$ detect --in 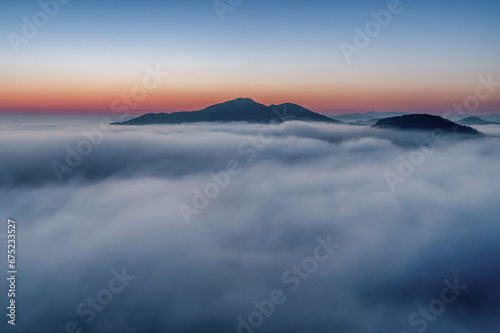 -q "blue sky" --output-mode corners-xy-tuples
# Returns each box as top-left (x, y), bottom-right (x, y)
(0, 0), (499, 113)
